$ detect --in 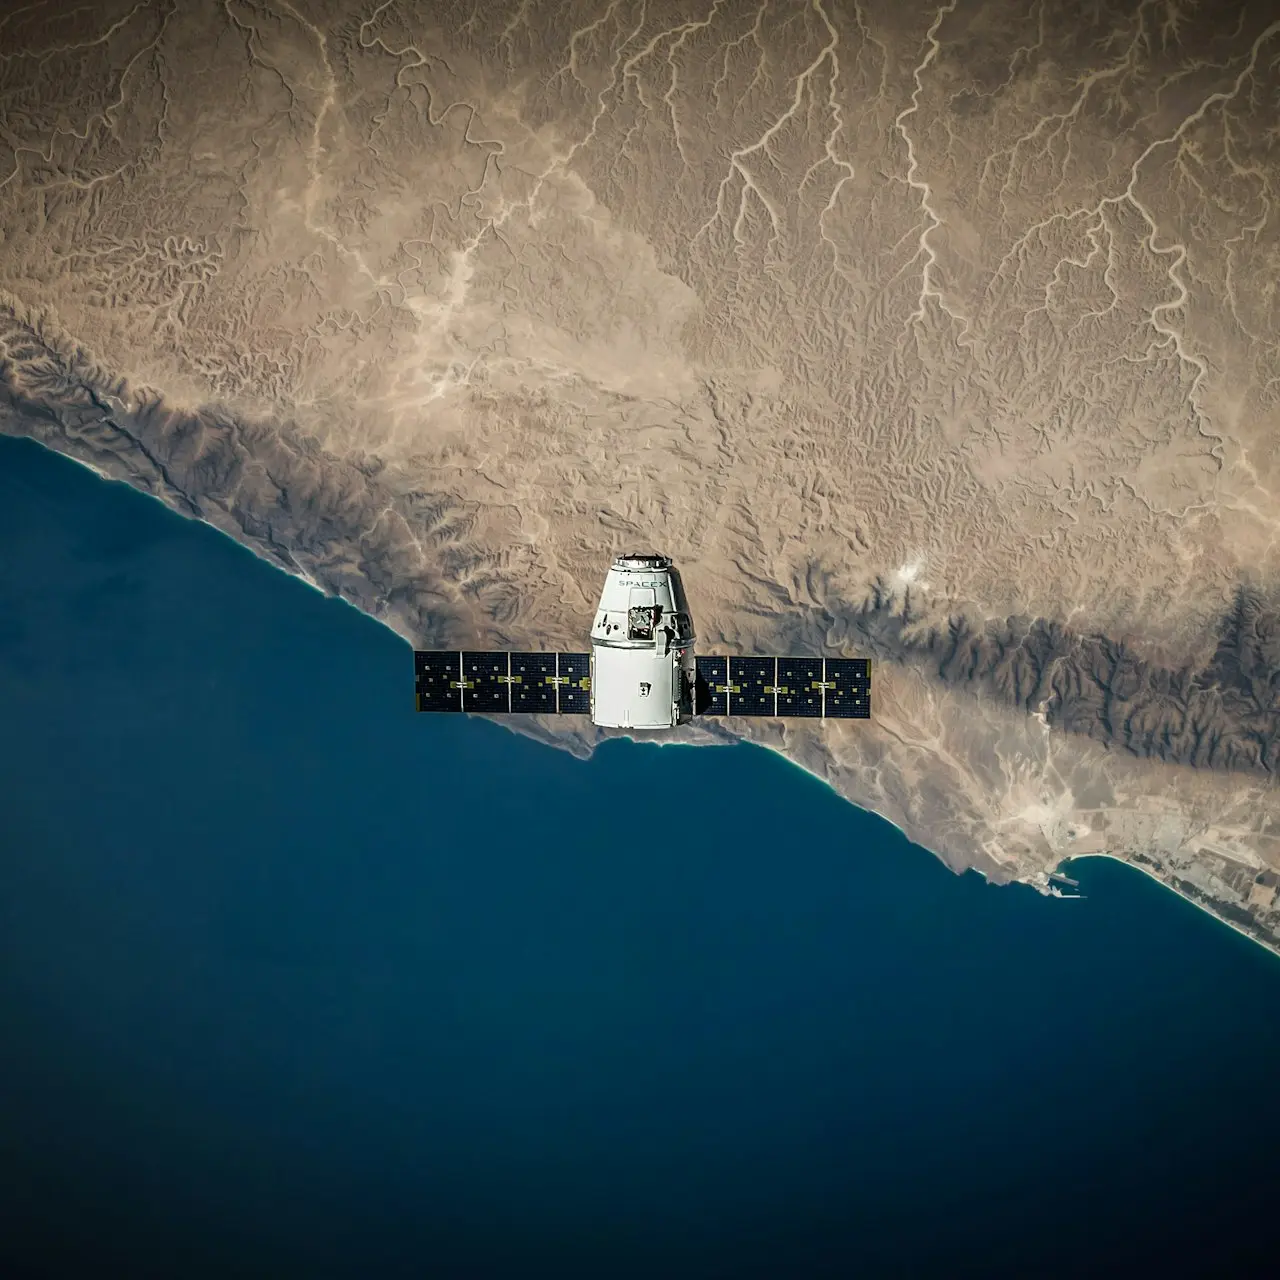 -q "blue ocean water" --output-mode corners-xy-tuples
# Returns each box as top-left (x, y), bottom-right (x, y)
(2, 432), (1279, 1279)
